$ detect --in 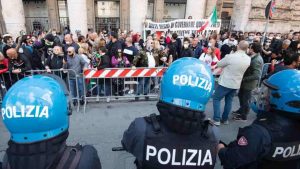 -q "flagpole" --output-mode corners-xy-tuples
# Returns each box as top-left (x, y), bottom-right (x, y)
(261, 0), (273, 46)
